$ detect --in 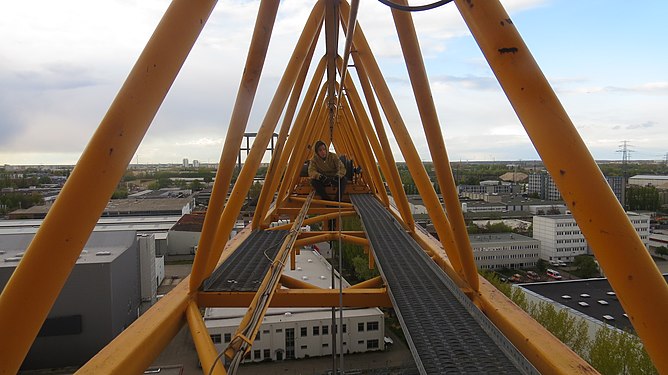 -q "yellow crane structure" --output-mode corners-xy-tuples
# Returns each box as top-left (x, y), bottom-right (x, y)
(1, 0), (667, 374)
